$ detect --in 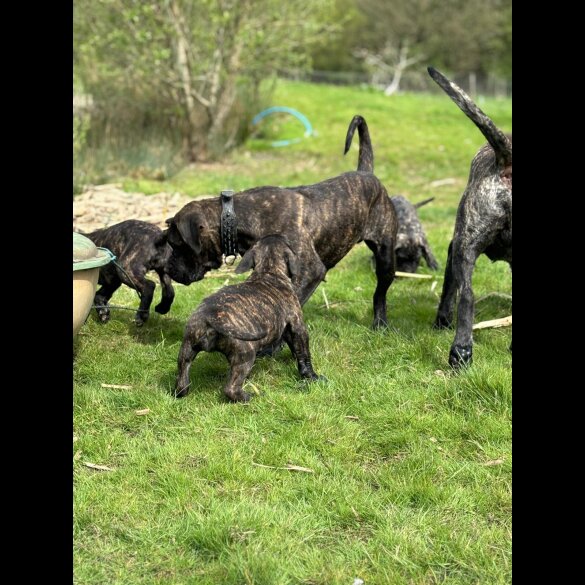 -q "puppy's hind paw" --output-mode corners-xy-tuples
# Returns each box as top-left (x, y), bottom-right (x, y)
(449, 345), (473, 369)
(224, 389), (251, 403)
